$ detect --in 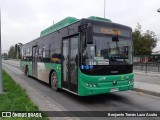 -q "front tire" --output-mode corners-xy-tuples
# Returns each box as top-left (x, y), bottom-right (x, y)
(50, 71), (59, 91)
